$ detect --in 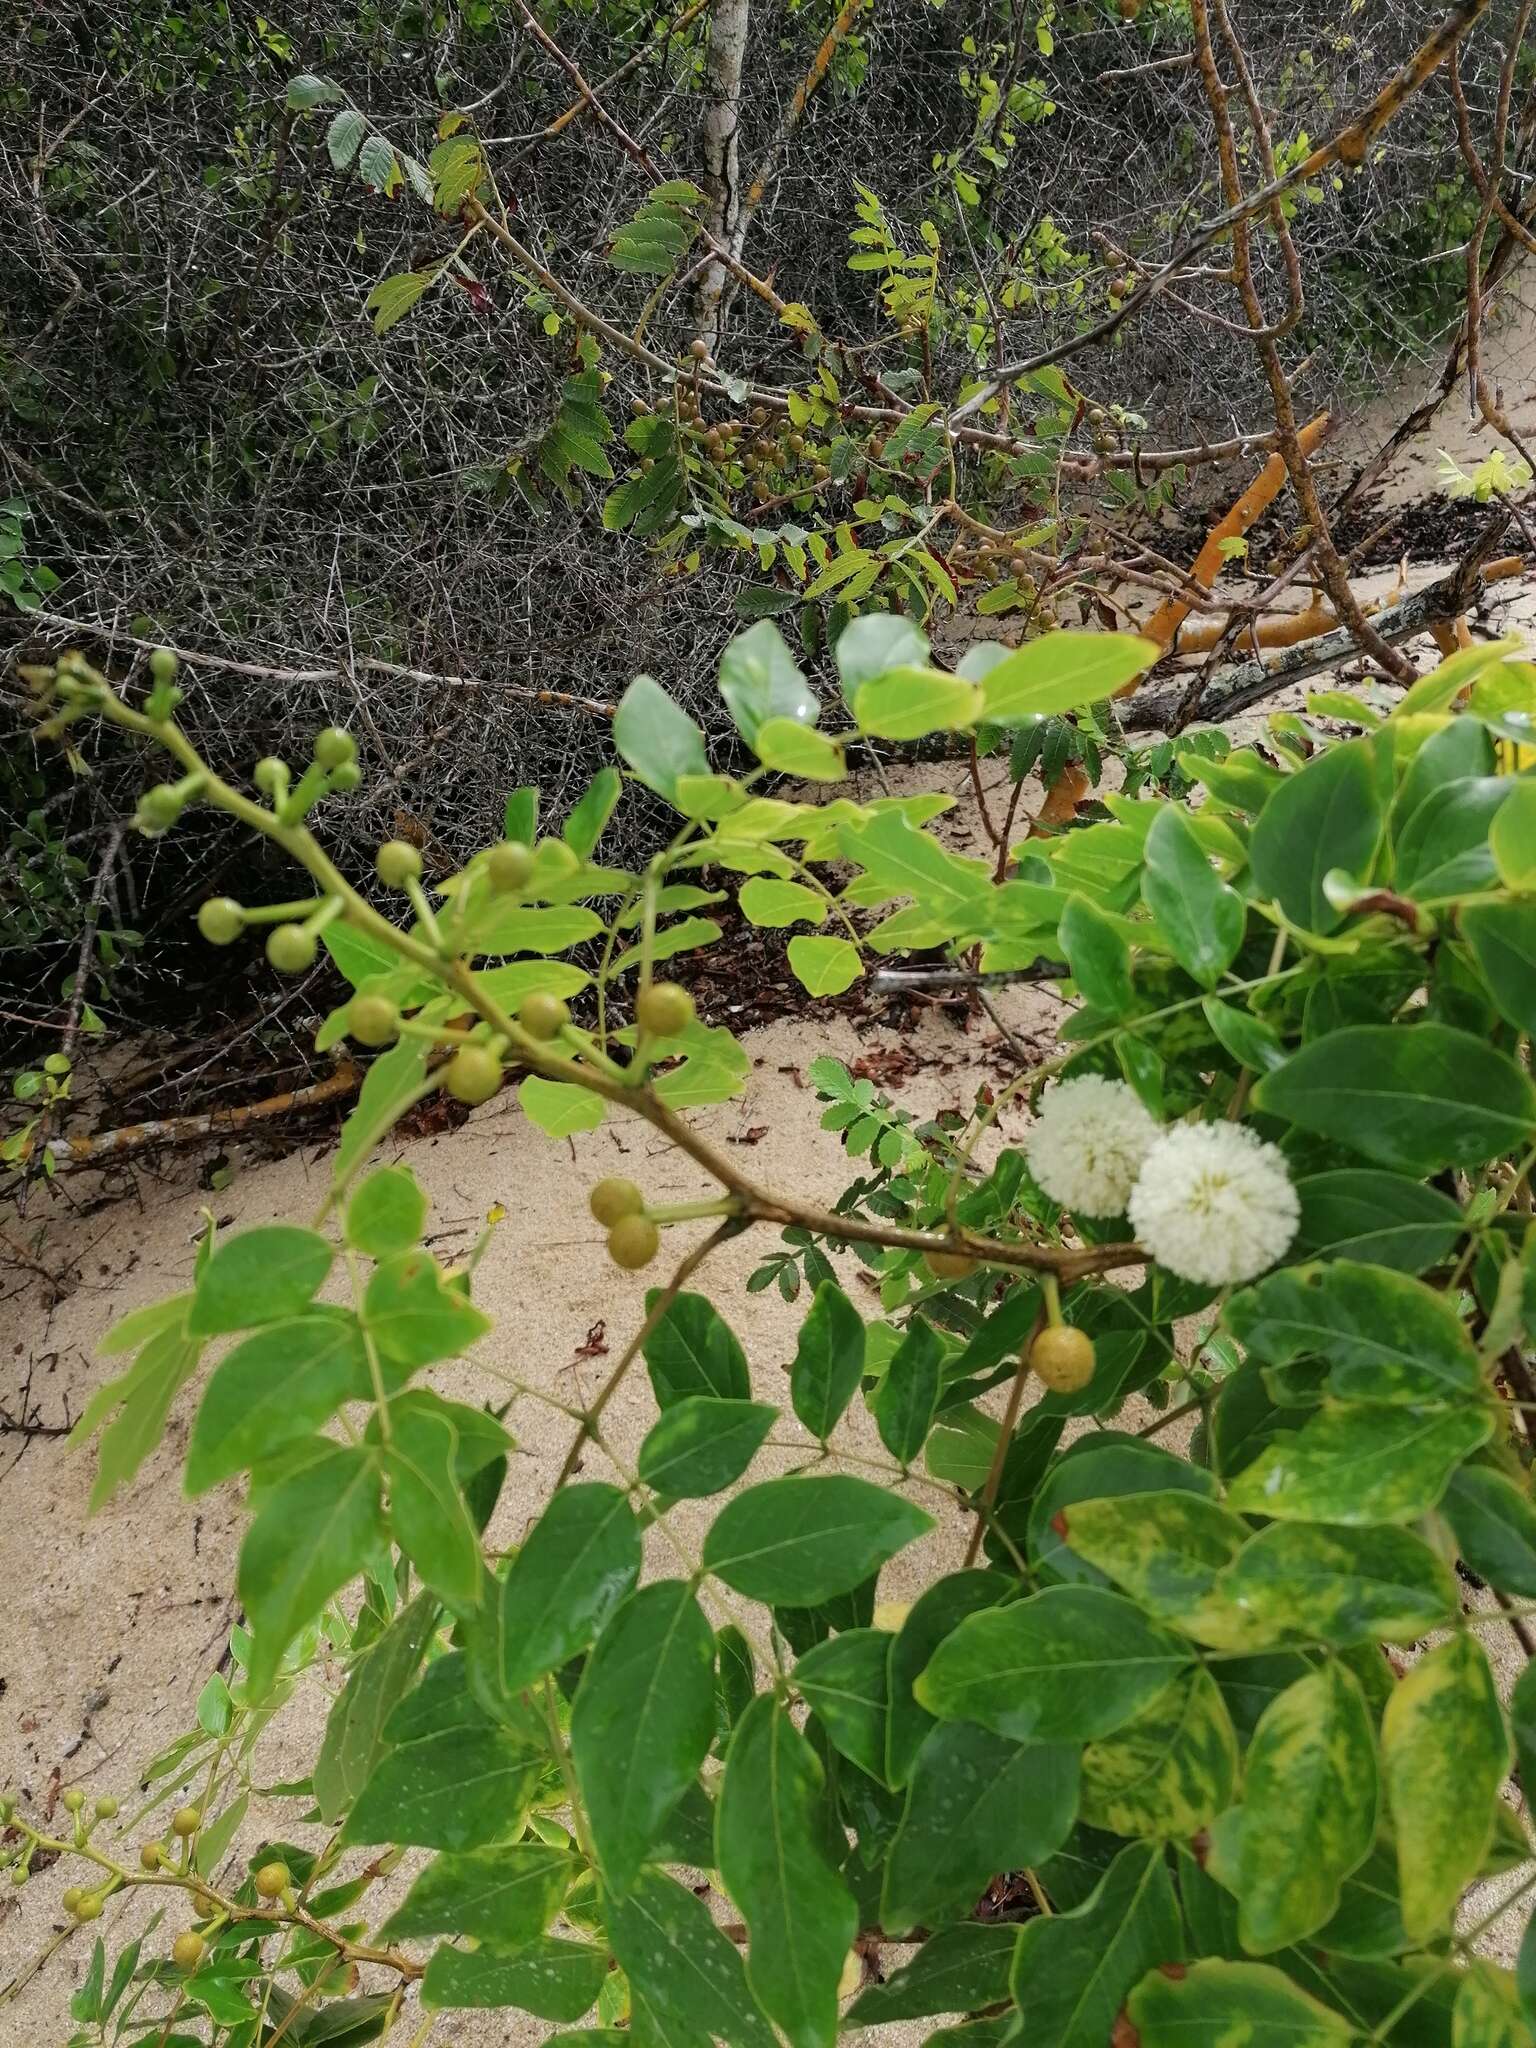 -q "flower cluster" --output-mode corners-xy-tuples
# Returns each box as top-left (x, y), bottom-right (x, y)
(1024, 1077), (1298, 1287)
